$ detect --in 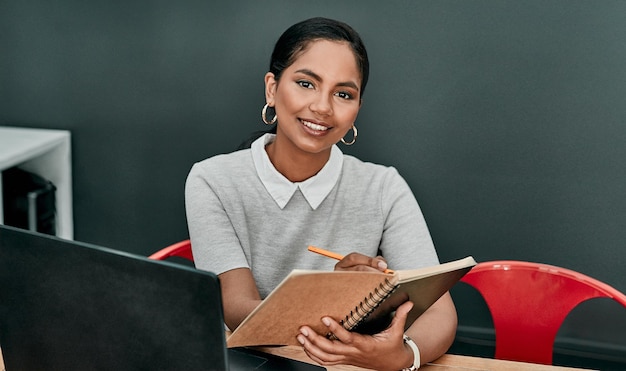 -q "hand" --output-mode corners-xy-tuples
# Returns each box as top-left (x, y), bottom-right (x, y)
(334, 252), (389, 273)
(296, 301), (415, 371)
